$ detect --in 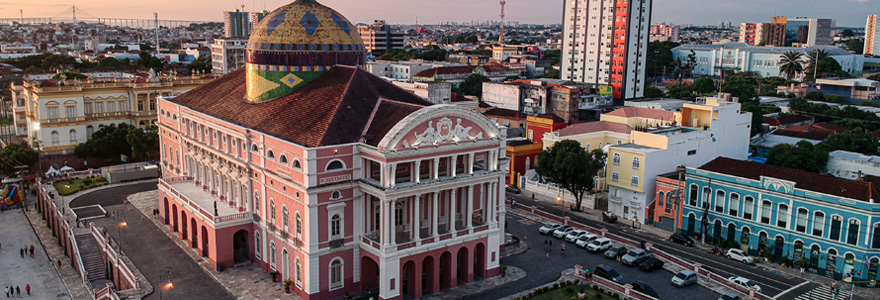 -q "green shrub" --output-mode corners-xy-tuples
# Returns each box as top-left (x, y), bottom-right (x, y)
(565, 287), (574, 294)
(553, 283), (559, 289)
(594, 293), (602, 299)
